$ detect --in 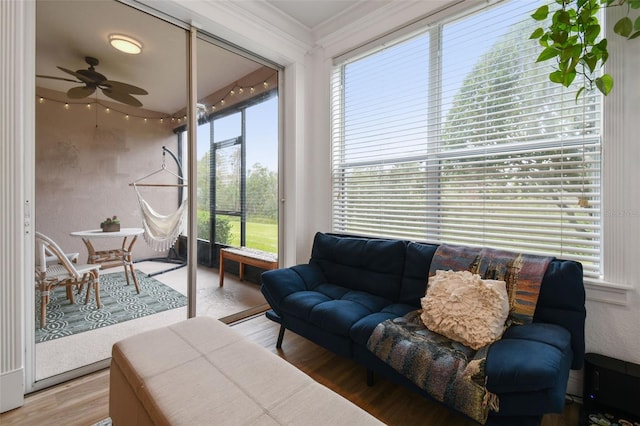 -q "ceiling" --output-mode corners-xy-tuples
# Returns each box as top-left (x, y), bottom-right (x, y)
(35, 0), (266, 114)
(266, 0), (362, 28)
(35, 0), (384, 114)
